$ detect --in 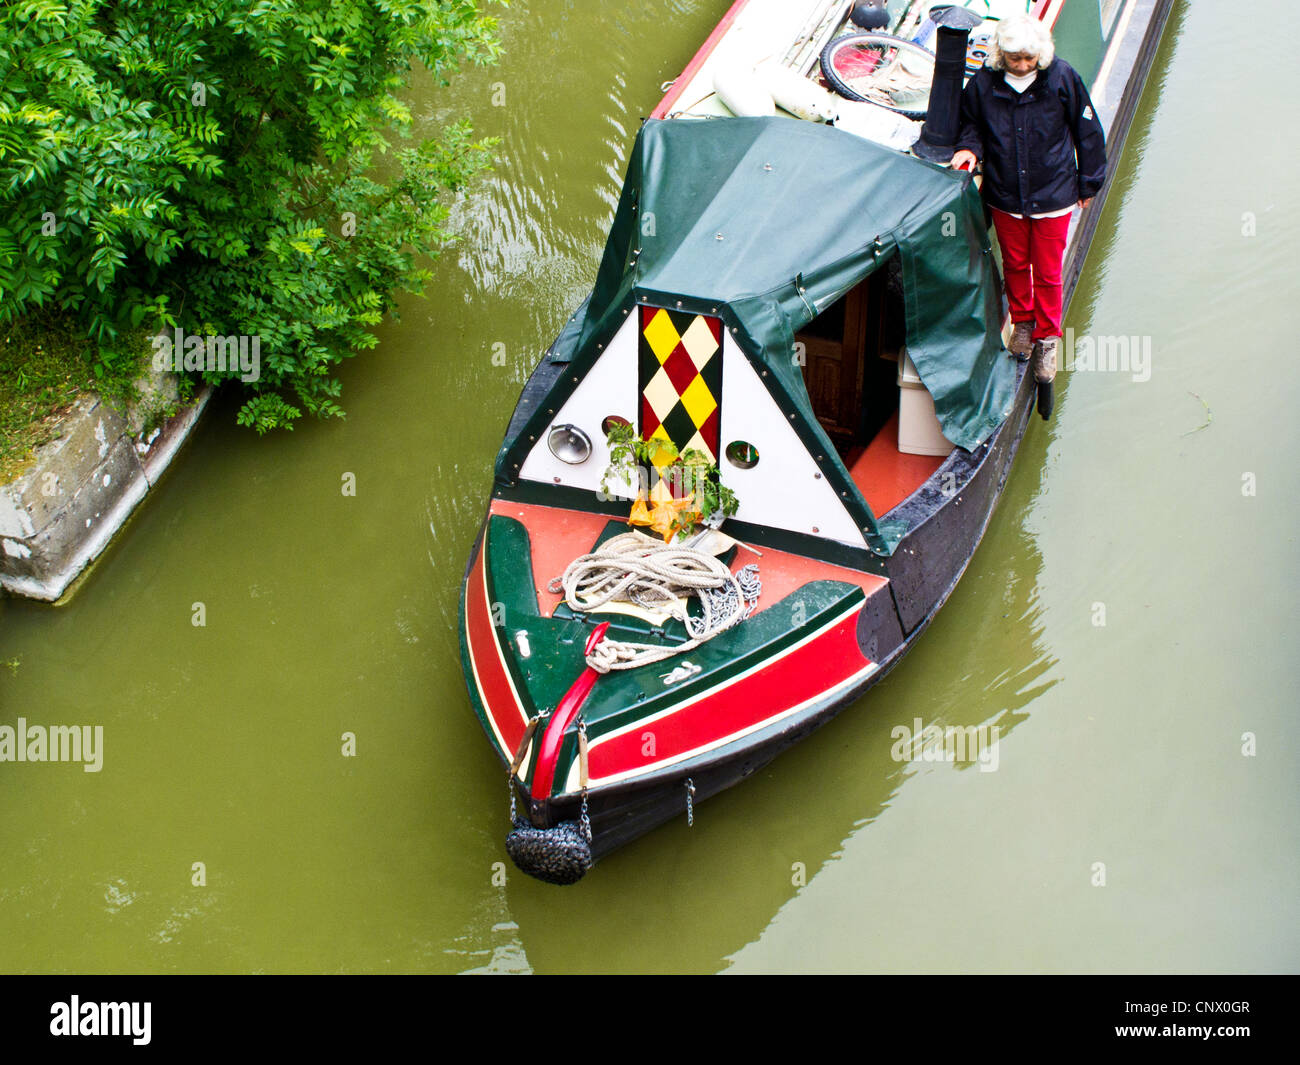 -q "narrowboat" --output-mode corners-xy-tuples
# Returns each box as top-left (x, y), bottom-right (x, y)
(458, 0), (1173, 883)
